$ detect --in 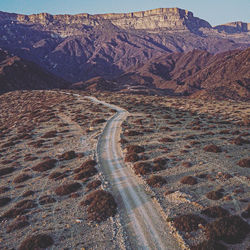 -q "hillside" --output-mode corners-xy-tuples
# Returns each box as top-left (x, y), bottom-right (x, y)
(0, 8), (249, 83)
(0, 49), (68, 94)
